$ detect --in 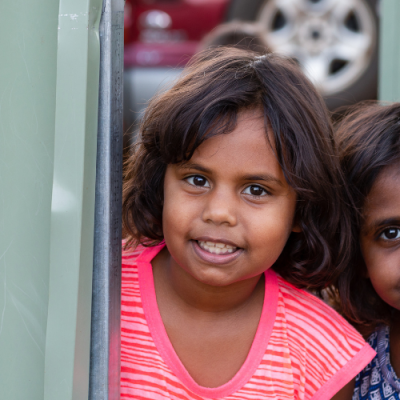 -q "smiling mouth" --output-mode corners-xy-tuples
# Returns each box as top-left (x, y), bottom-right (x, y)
(197, 240), (238, 255)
